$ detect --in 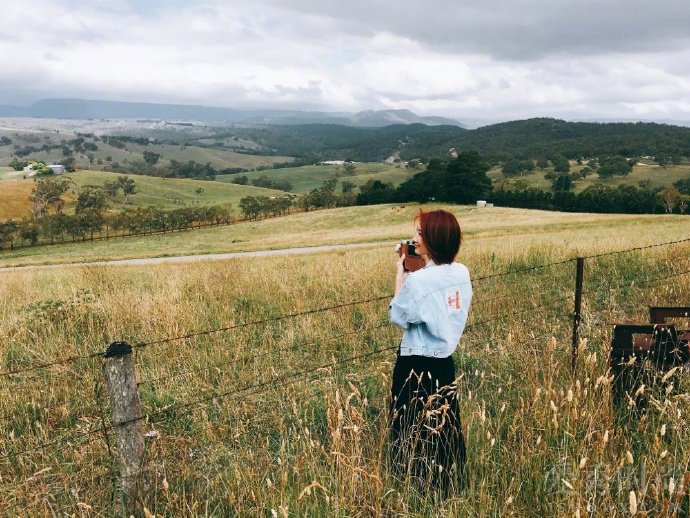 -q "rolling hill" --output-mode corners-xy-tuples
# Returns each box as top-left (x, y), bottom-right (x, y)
(0, 170), (286, 221)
